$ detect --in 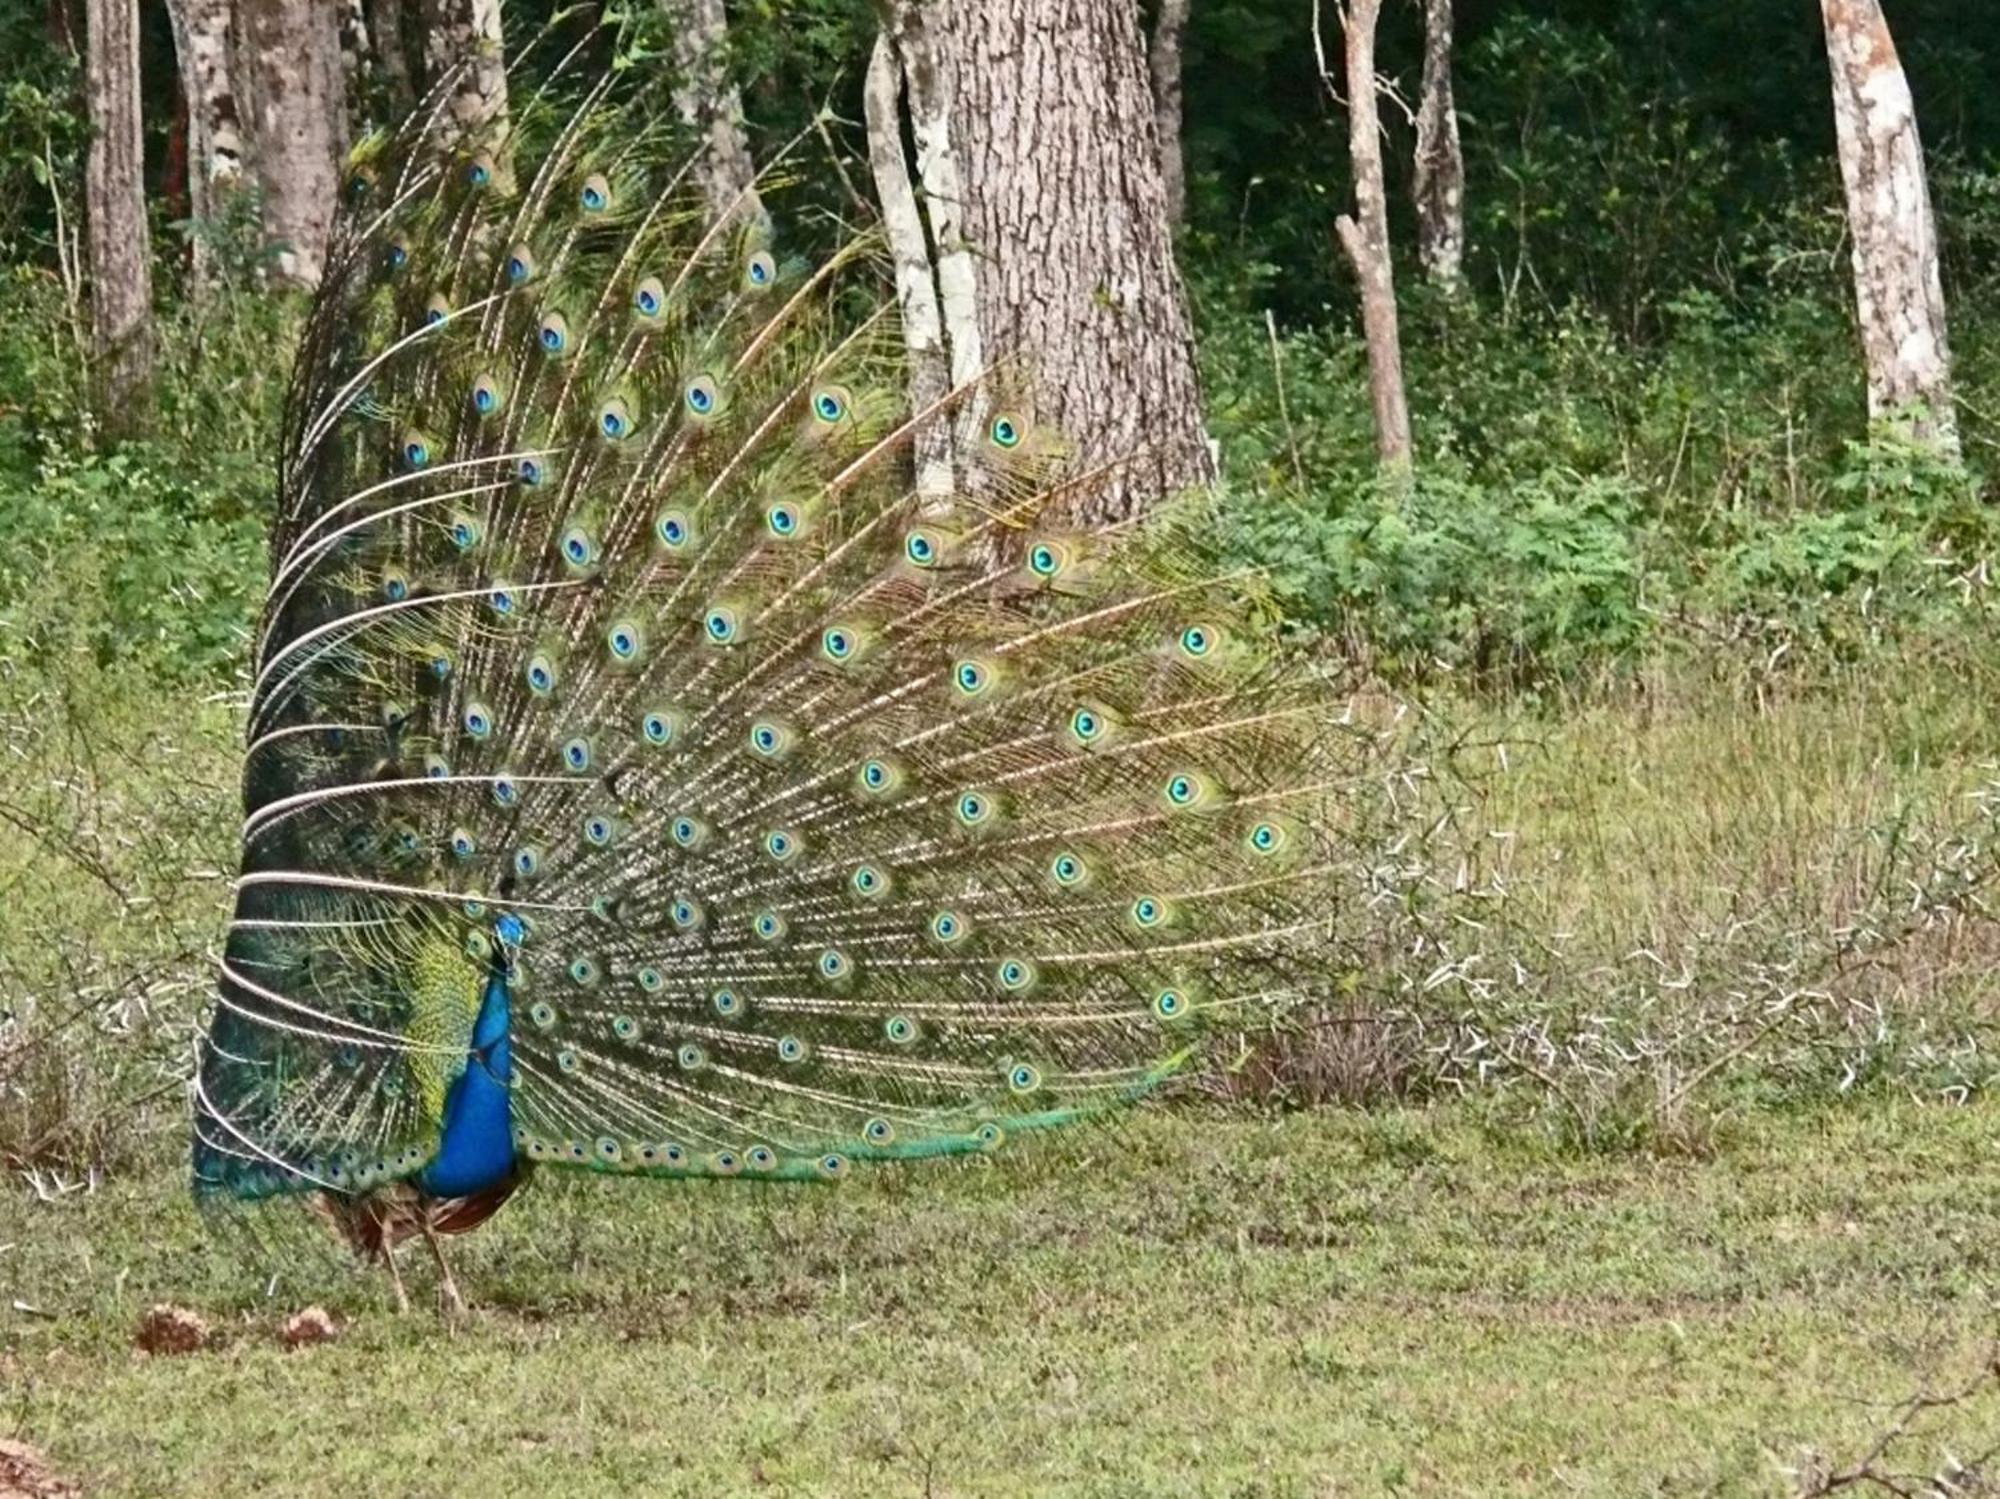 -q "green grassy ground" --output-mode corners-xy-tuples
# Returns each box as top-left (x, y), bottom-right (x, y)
(4, 1100), (1997, 1497)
